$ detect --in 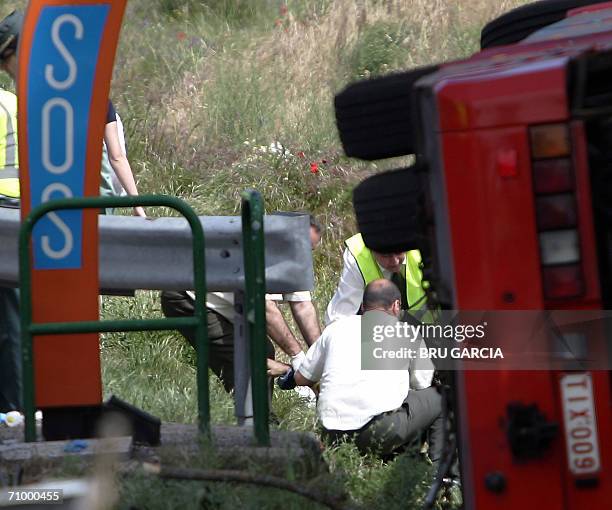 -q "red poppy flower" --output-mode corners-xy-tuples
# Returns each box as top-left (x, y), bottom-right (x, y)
(177, 32), (187, 41)
(296, 151), (305, 159)
(310, 162), (319, 174)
